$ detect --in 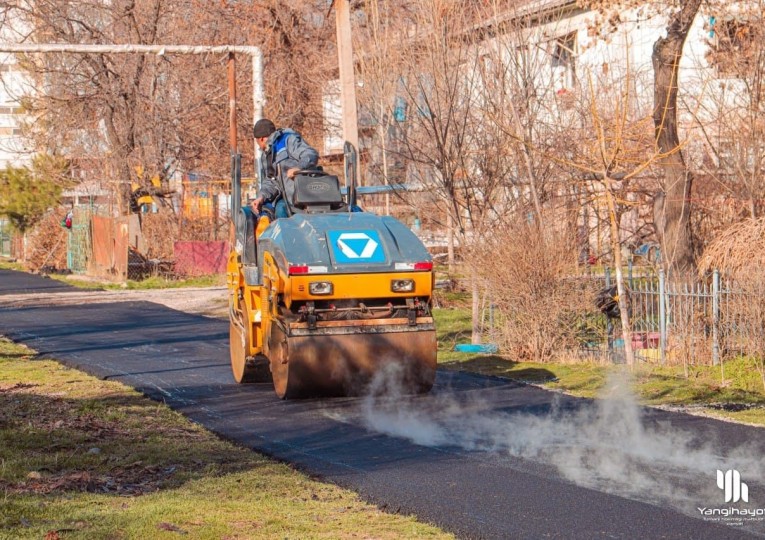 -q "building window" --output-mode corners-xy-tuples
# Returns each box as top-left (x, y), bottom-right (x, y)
(552, 32), (577, 90)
